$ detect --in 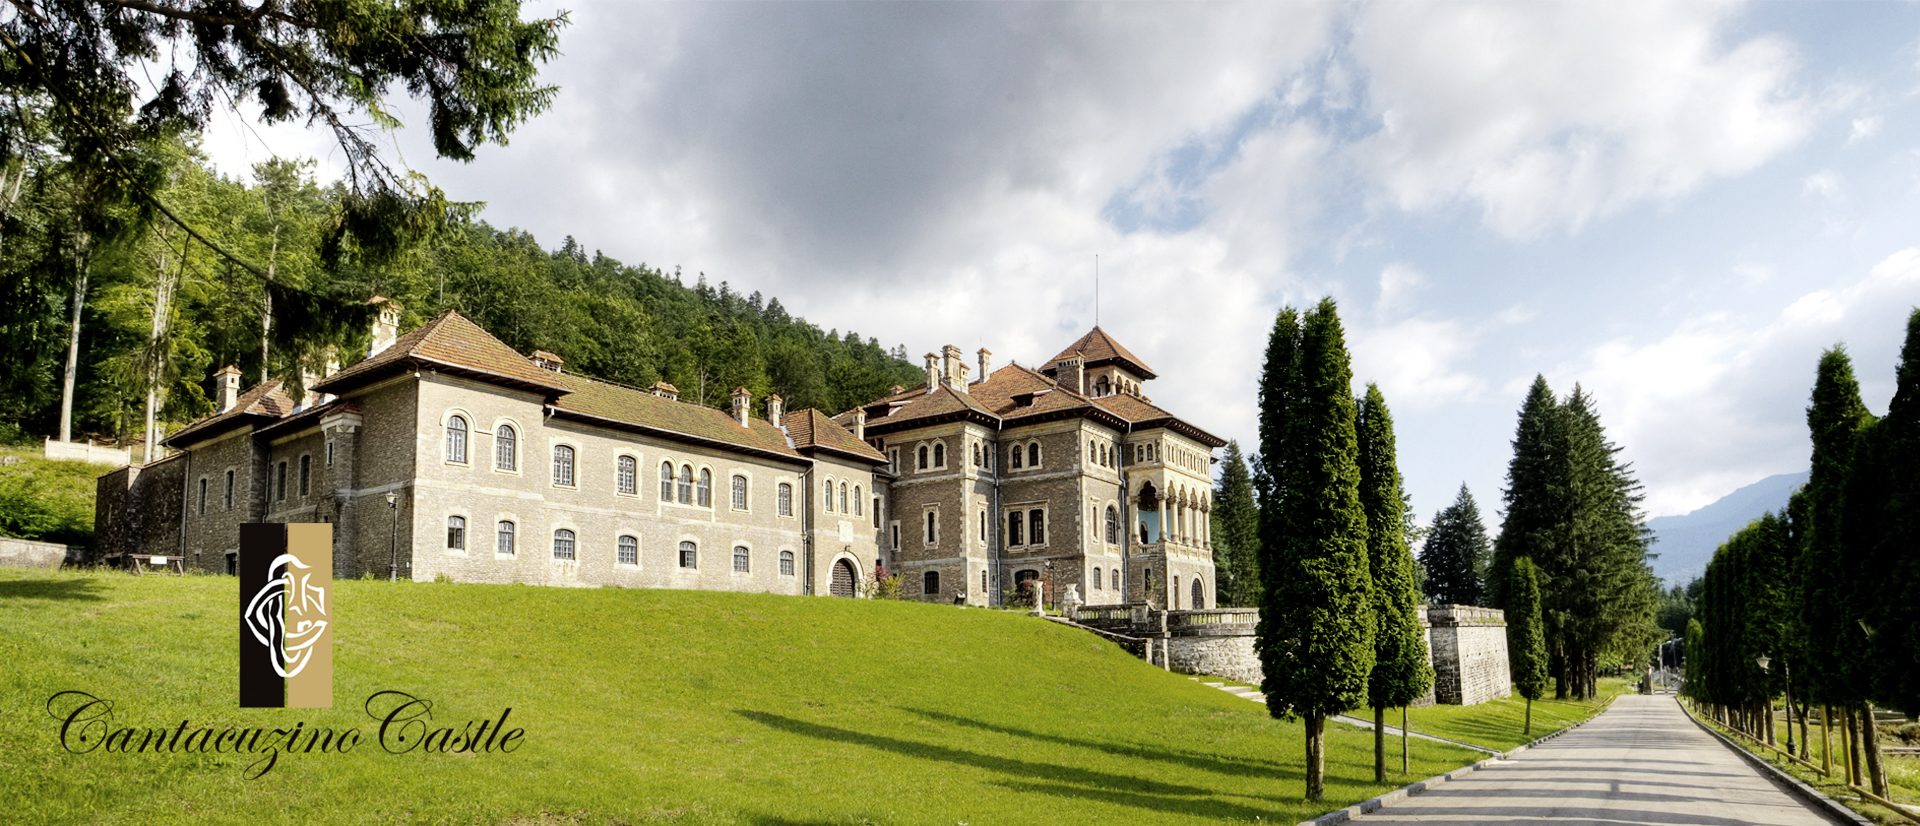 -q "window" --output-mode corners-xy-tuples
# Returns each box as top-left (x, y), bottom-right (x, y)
(276, 461), (287, 501)
(889, 448), (899, 470)
(978, 510), (986, 542)
(933, 442), (945, 467)
(733, 545), (750, 573)
(1135, 444), (1144, 463)
(1087, 439), (1094, 464)
(1105, 506), (1120, 544)
(873, 496), (881, 528)
(495, 425), (517, 470)
(553, 529), (576, 560)
(697, 469), (712, 507)
(981, 570), (987, 593)
(679, 541), (697, 569)
(778, 483), (793, 516)
(660, 462), (675, 501)
(779, 550), (795, 576)
(326, 441), (334, 467)
(924, 571), (940, 596)
(917, 445), (929, 470)
(889, 521), (900, 549)
(1010, 446), (1023, 469)
(678, 465), (693, 503)
(198, 478), (207, 515)
(223, 470), (234, 510)
(497, 521), (516, 554)
(298, 455), (311, 497)
(925, 509), (938, 545)
(617, 456), (637, 495)
(1100, 443), (1109, 467)
(445, 415), (468, 463)
(553, 445), (575, 487)
(1112, 568), (1120, 591)
(973, 443), (982, 466)
(447, 516), (466, 550)
(1008, 511), (1024, 546)
(618, 535), (638, 566)
(1028, 509), (1046, 545)
(824, 478), (835, 513)
(1027, 443), (1040, 467)
(853, 485), (862, 516)
(732, 475), (748, 510)
(1093, 567), (1103, 590)
(839, 482), (848, 514)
